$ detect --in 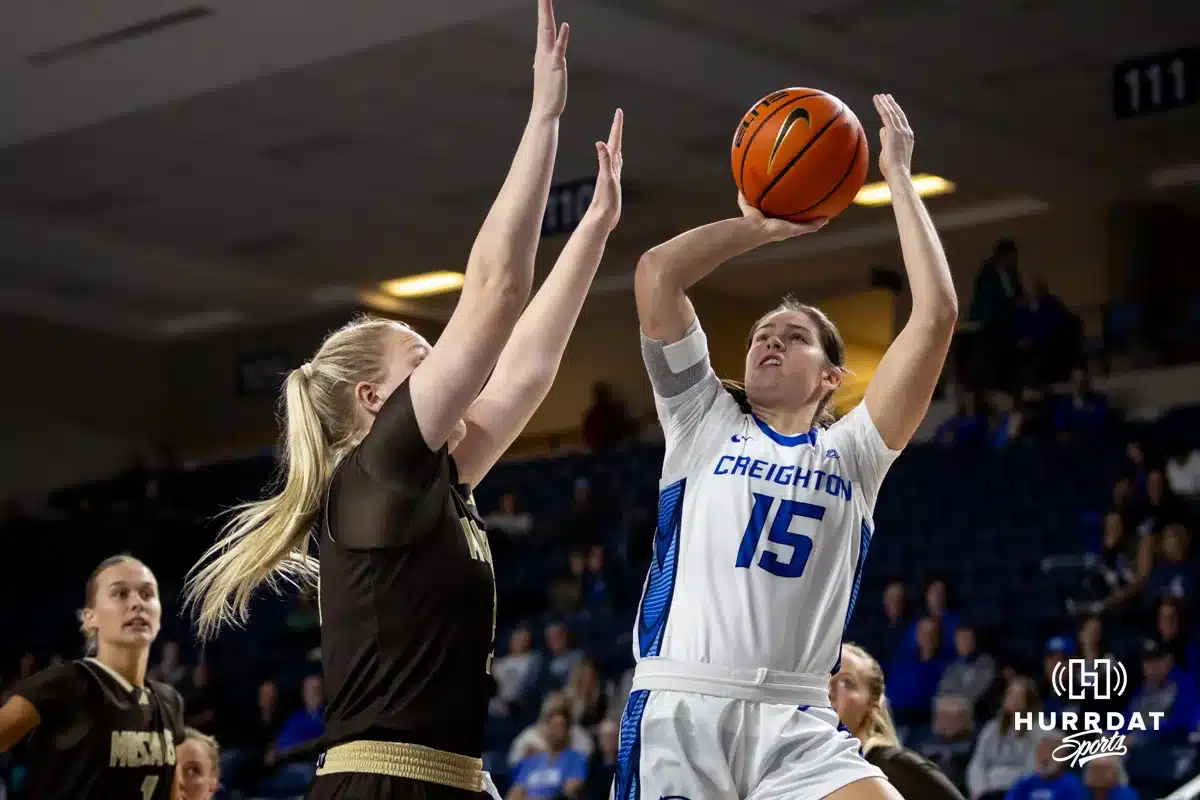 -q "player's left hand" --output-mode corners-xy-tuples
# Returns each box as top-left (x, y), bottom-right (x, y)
(873, 93), (913, 181)
(588, 108), (623, 230)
